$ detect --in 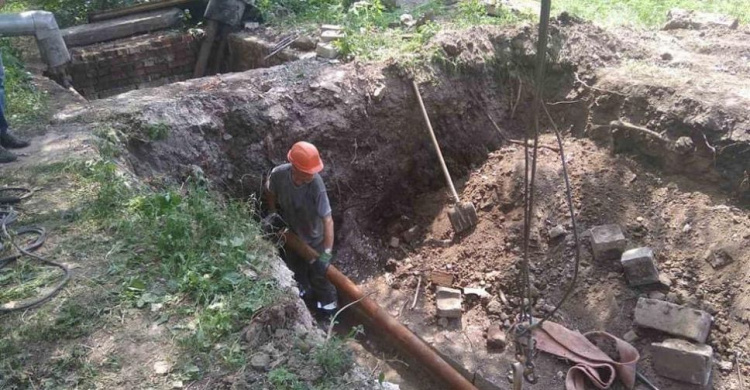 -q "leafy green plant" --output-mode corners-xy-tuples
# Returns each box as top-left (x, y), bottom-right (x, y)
(314, 326), (362, 378)
(268, 367), (305, 390)
(145, 122), (170, 141)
